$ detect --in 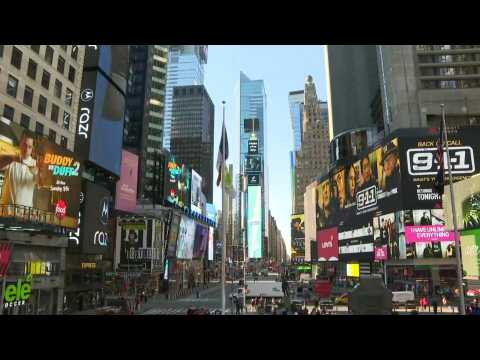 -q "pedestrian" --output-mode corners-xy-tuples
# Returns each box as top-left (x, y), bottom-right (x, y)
(144, 292), (148, 304)
(234, 296), (240, 315)
(135, 296), (140, 312)
(238, 295), (244, 314)
(431, 296), (438, 314)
